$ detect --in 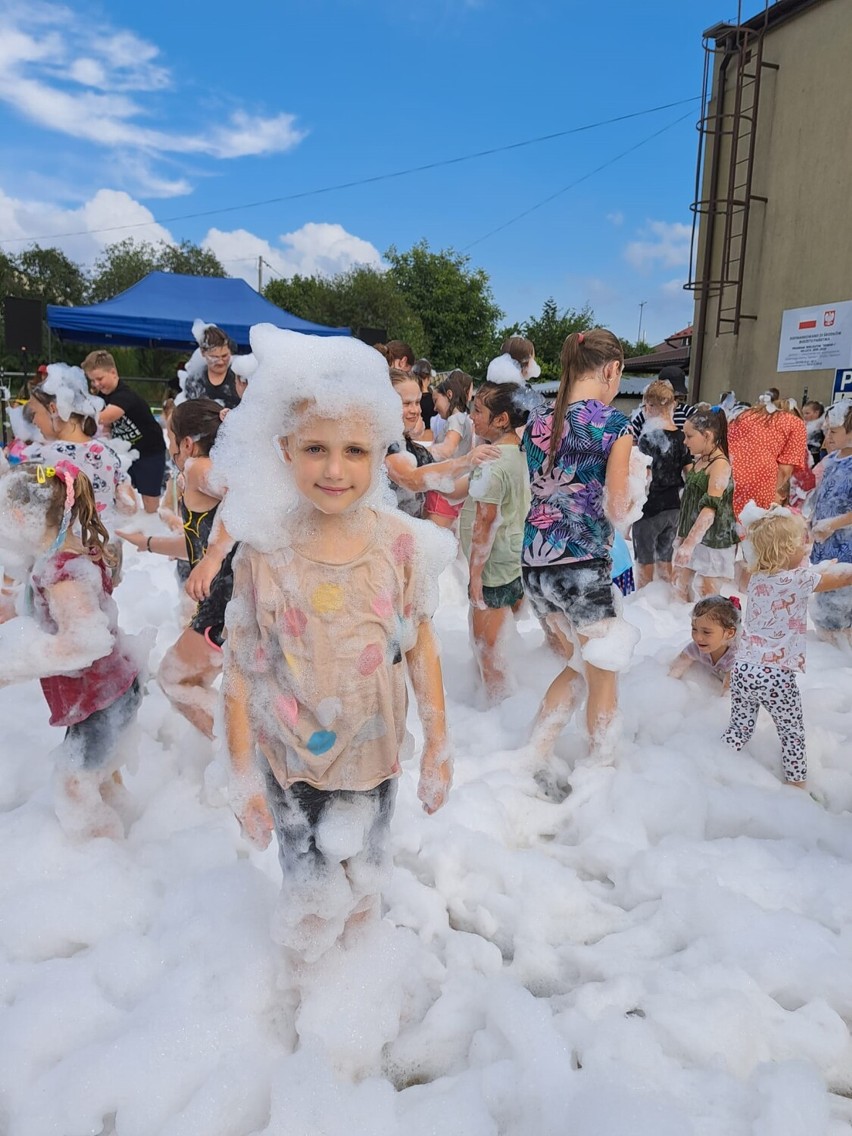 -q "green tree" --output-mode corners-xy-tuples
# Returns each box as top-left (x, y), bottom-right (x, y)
(520, 298), (596, 381)
(13, 245), (89, 306)
(385, 241), (503, 373)
(265, 266), (424, 348)
(159, 240), (225, 278)
(88, 238), (160, 302)
(89, 238), (225, 302)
